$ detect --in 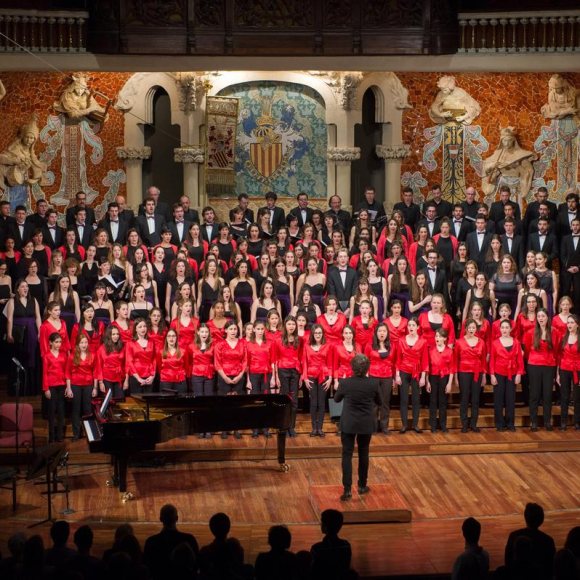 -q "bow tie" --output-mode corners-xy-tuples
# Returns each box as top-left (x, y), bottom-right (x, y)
(110, 220), (119, 224)
(176, 220), (184, 224)
(48, 226), (56, 230)
(454, 220), (462, 223)
(77, 223), (85, 227)
(572, 234), (580, 238)
(477, 231), (484, 235)
(506, 236), (513, 240)
(428, 267), (436, 272)
(569, 211), (577, 215)
(339, 268), (347, 272)
(146, 215), (155, 219)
